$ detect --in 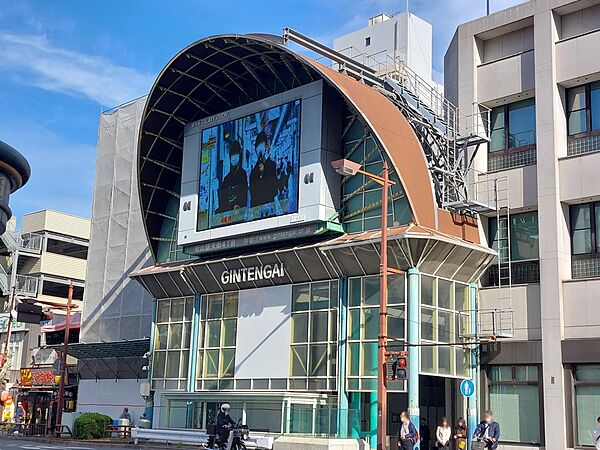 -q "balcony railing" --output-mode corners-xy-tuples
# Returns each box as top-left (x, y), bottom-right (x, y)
(572, 257), (600, 279)
(482, 260), (540, 287)
(488, 145), (537, 172)
(567, 133), (600, 156)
